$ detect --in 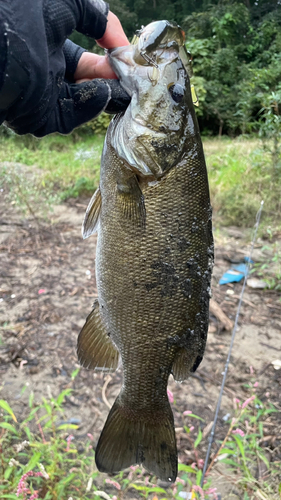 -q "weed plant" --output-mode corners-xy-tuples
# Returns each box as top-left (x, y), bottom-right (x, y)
(0, 133), (103, 201)
(204, 137), (281, 230)
(0, 372), (280, 500)
(0, 130), (280, 232)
